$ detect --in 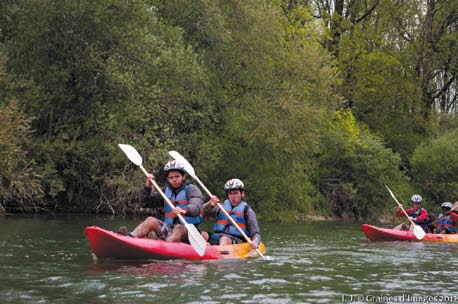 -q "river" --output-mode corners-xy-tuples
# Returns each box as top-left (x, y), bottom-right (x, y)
(0, 215), (457, 303)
